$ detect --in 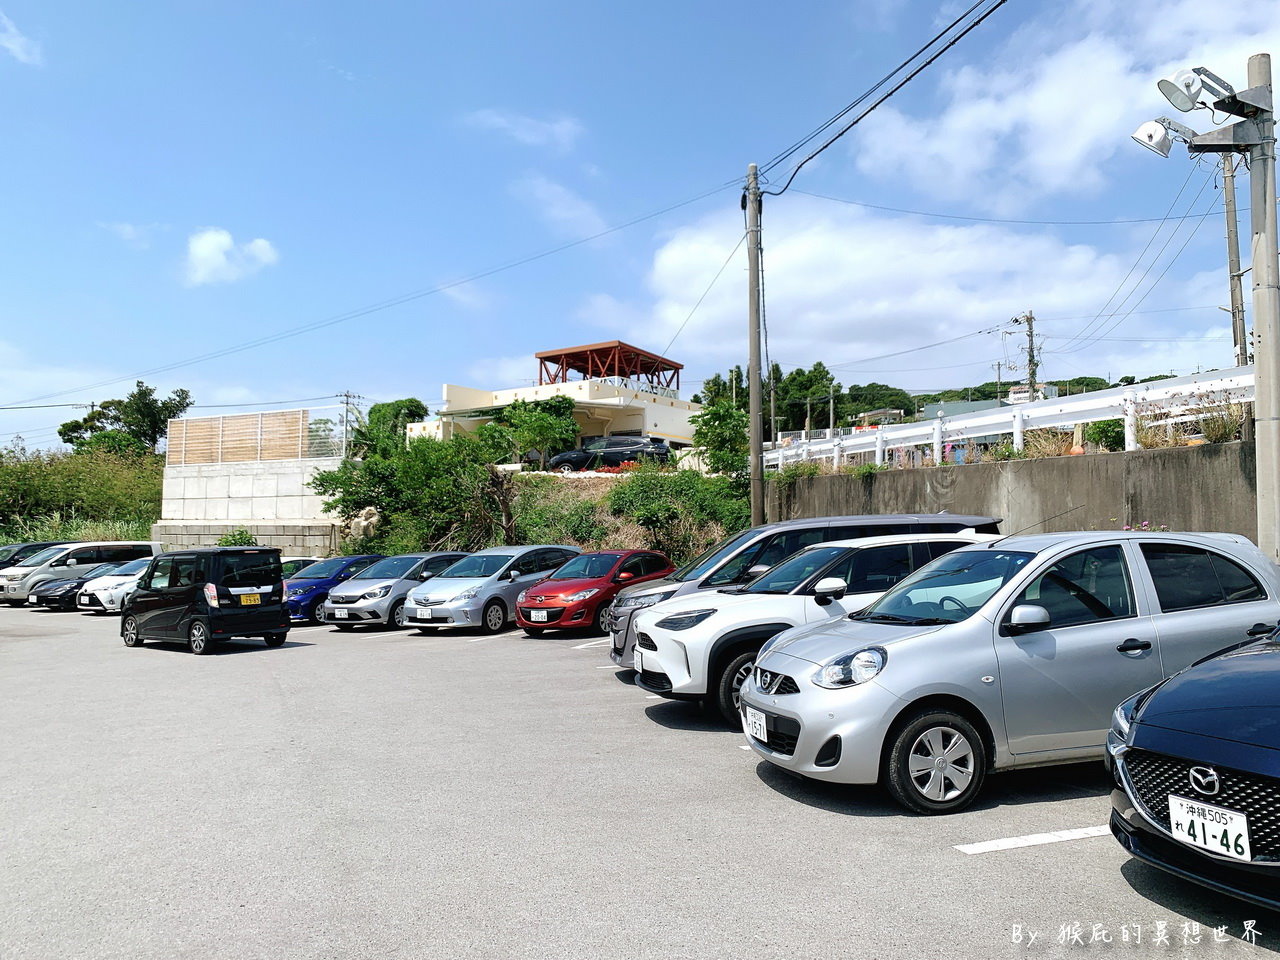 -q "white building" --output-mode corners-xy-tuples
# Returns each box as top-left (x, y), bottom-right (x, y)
(1006, 383), (1060, 404)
